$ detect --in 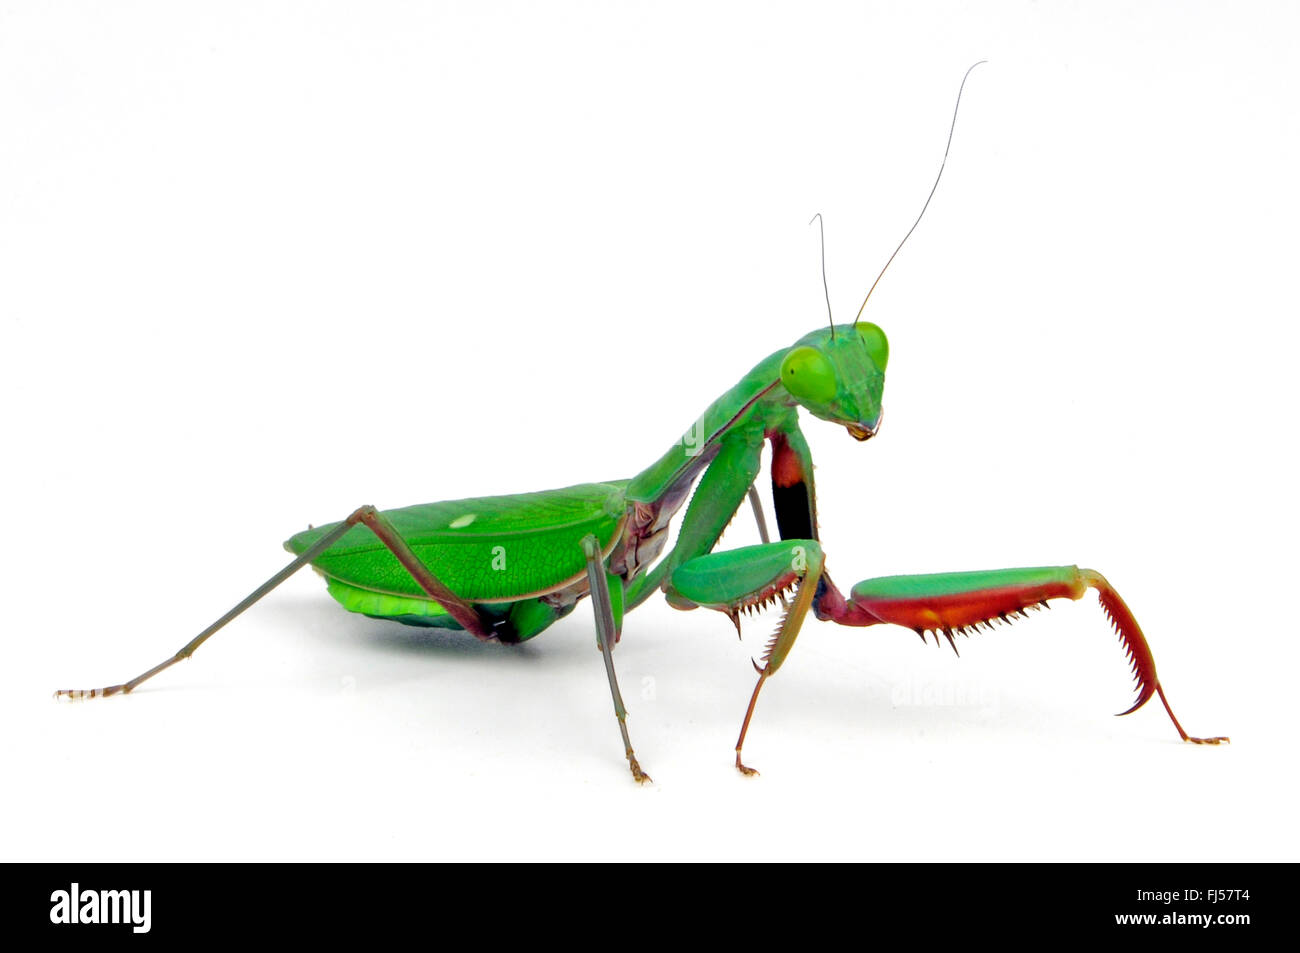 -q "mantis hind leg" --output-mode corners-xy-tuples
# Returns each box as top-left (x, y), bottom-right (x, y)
(55, 505), (494, 700)
(819, 565), (1229, 745)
